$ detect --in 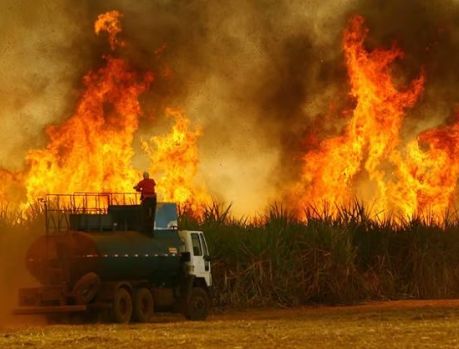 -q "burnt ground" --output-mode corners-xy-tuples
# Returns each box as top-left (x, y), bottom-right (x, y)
(1, 300), (459, 348)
